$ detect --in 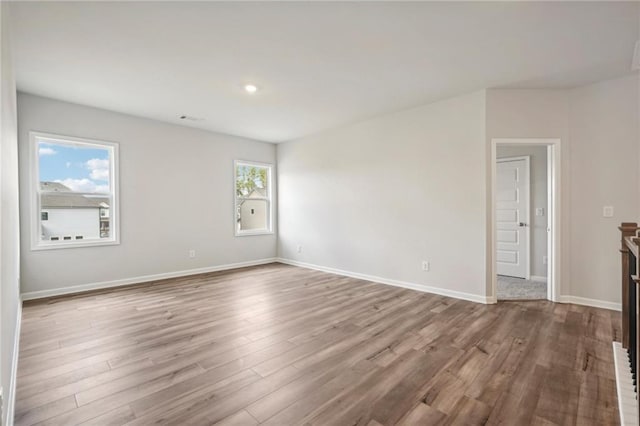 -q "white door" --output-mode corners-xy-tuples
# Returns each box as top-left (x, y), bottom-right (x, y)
(496, 157), (530, 278)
